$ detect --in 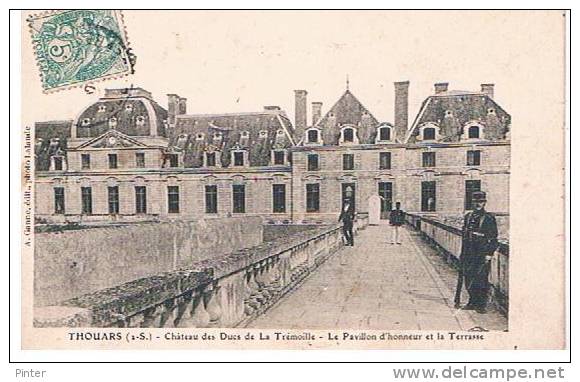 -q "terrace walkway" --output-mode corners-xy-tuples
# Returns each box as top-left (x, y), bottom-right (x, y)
(249, 224), (507, 331)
